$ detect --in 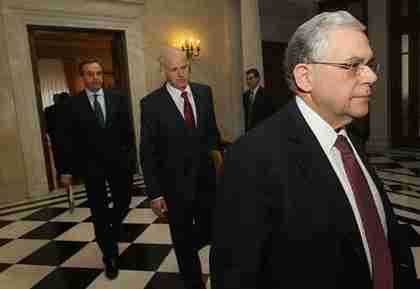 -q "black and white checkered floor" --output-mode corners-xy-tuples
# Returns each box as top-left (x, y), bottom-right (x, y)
(0, 149), (419, 289)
